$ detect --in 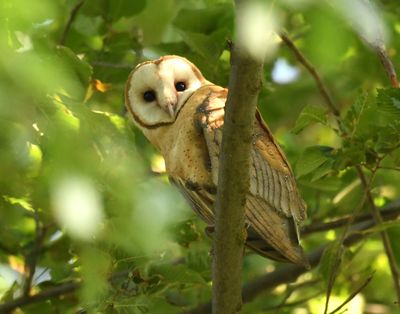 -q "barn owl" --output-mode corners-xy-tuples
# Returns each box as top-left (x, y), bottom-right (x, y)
(125, 55), (308, 267)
